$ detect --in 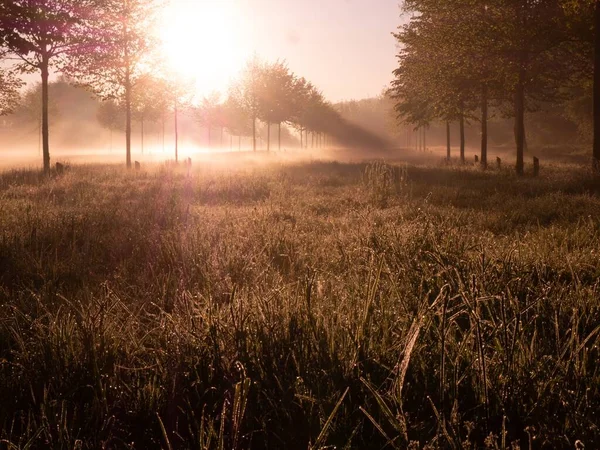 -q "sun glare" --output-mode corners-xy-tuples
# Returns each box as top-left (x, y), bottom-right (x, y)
(158, 0), (246, 98)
